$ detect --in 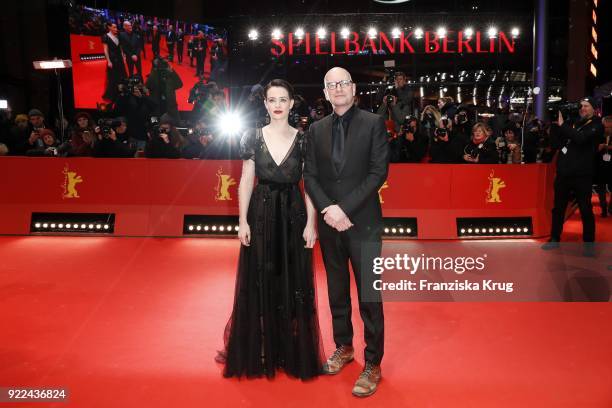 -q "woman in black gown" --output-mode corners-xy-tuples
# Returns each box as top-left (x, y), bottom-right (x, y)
(219, 79), (323, 380)
(101, 22), (127, 102)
